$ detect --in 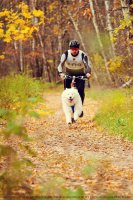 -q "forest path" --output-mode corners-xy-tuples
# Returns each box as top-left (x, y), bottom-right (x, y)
(26, 90), (133, 198)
